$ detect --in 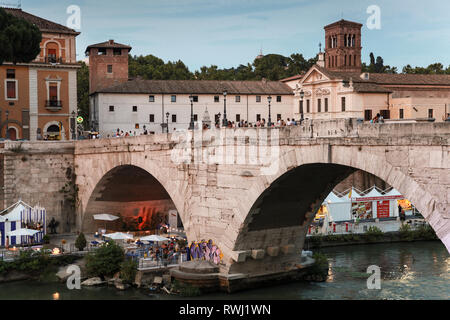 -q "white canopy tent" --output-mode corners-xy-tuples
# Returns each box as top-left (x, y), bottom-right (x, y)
(140, 235), (170, 243)
(104, 232), (133, 240)
(93, 214), (119, 221)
